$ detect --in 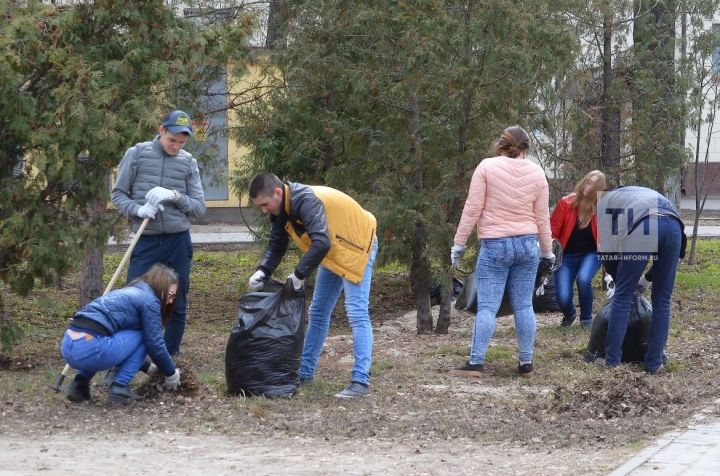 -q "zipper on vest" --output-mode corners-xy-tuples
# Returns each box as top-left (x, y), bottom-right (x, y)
(335, 234), (363, 251)
(159, 154), (166, 234)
